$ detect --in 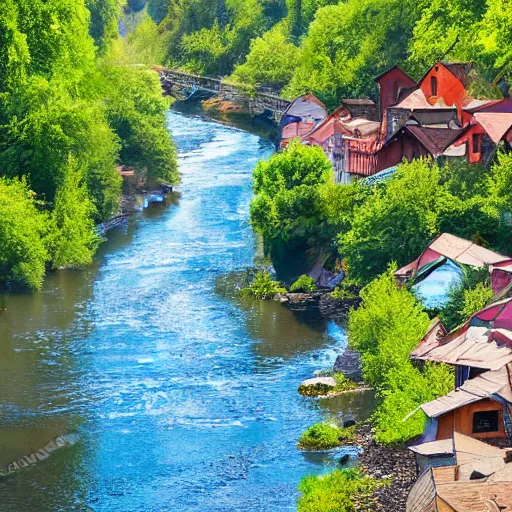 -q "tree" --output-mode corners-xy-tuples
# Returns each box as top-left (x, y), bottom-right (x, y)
(251, 140), (333, 256)
(348, 267), (453, 443)
(284, 0), (422, 109)
(48, 159), (100, 269)
(86, 0), (122, 49)
(99, 65), (179, 186)
(0, 178), (48, 290)
(339, 159), (443, 282)
(407, 0), (486, 75)
(231, 24), (299, 90)
(0, 84), (121, 220)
